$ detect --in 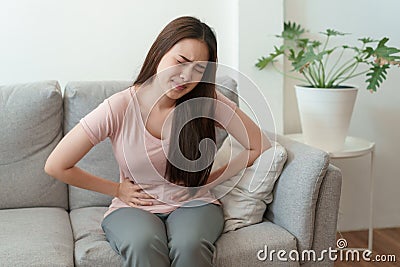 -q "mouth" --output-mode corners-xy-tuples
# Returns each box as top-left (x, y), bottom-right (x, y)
(171, 81), (187, 91)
